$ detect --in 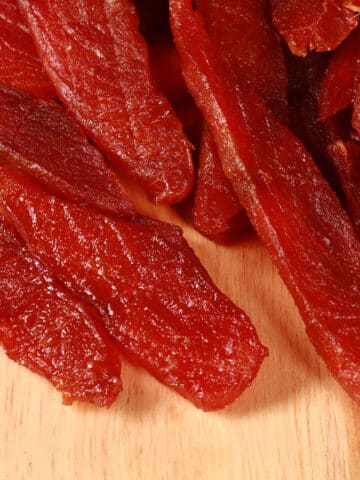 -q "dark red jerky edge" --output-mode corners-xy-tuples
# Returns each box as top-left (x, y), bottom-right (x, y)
(286, 50), (358, 226)
(170, 0), (360, 403)
(286, 50), (345, 190)
(193, 126), (245, 236)
(0, 169), (268, 411)
(353, 76), (360, 137)
(149, 36), (188, 108)
(0, 84), (135, 217)
(0, 0), (55, 98)
(134, 0), (203, 135)
(0, 214), (122, 406)
(18, 0), (194, 205)
(319, 27), (360, 137)
(352, 22), (360, 136)
(192, 0), (287, 236)
(328, 141), (360, 236)
(148, 34), (203, 138)
(270, 0), (359, 57)
(133, 0), (170, 40)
